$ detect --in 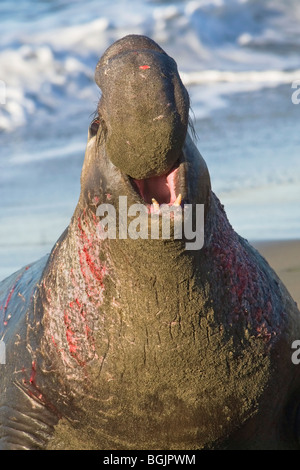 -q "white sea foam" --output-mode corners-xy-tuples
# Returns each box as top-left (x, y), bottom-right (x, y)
(0, 0), (299, 132)
(182, 69), (300, 87)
